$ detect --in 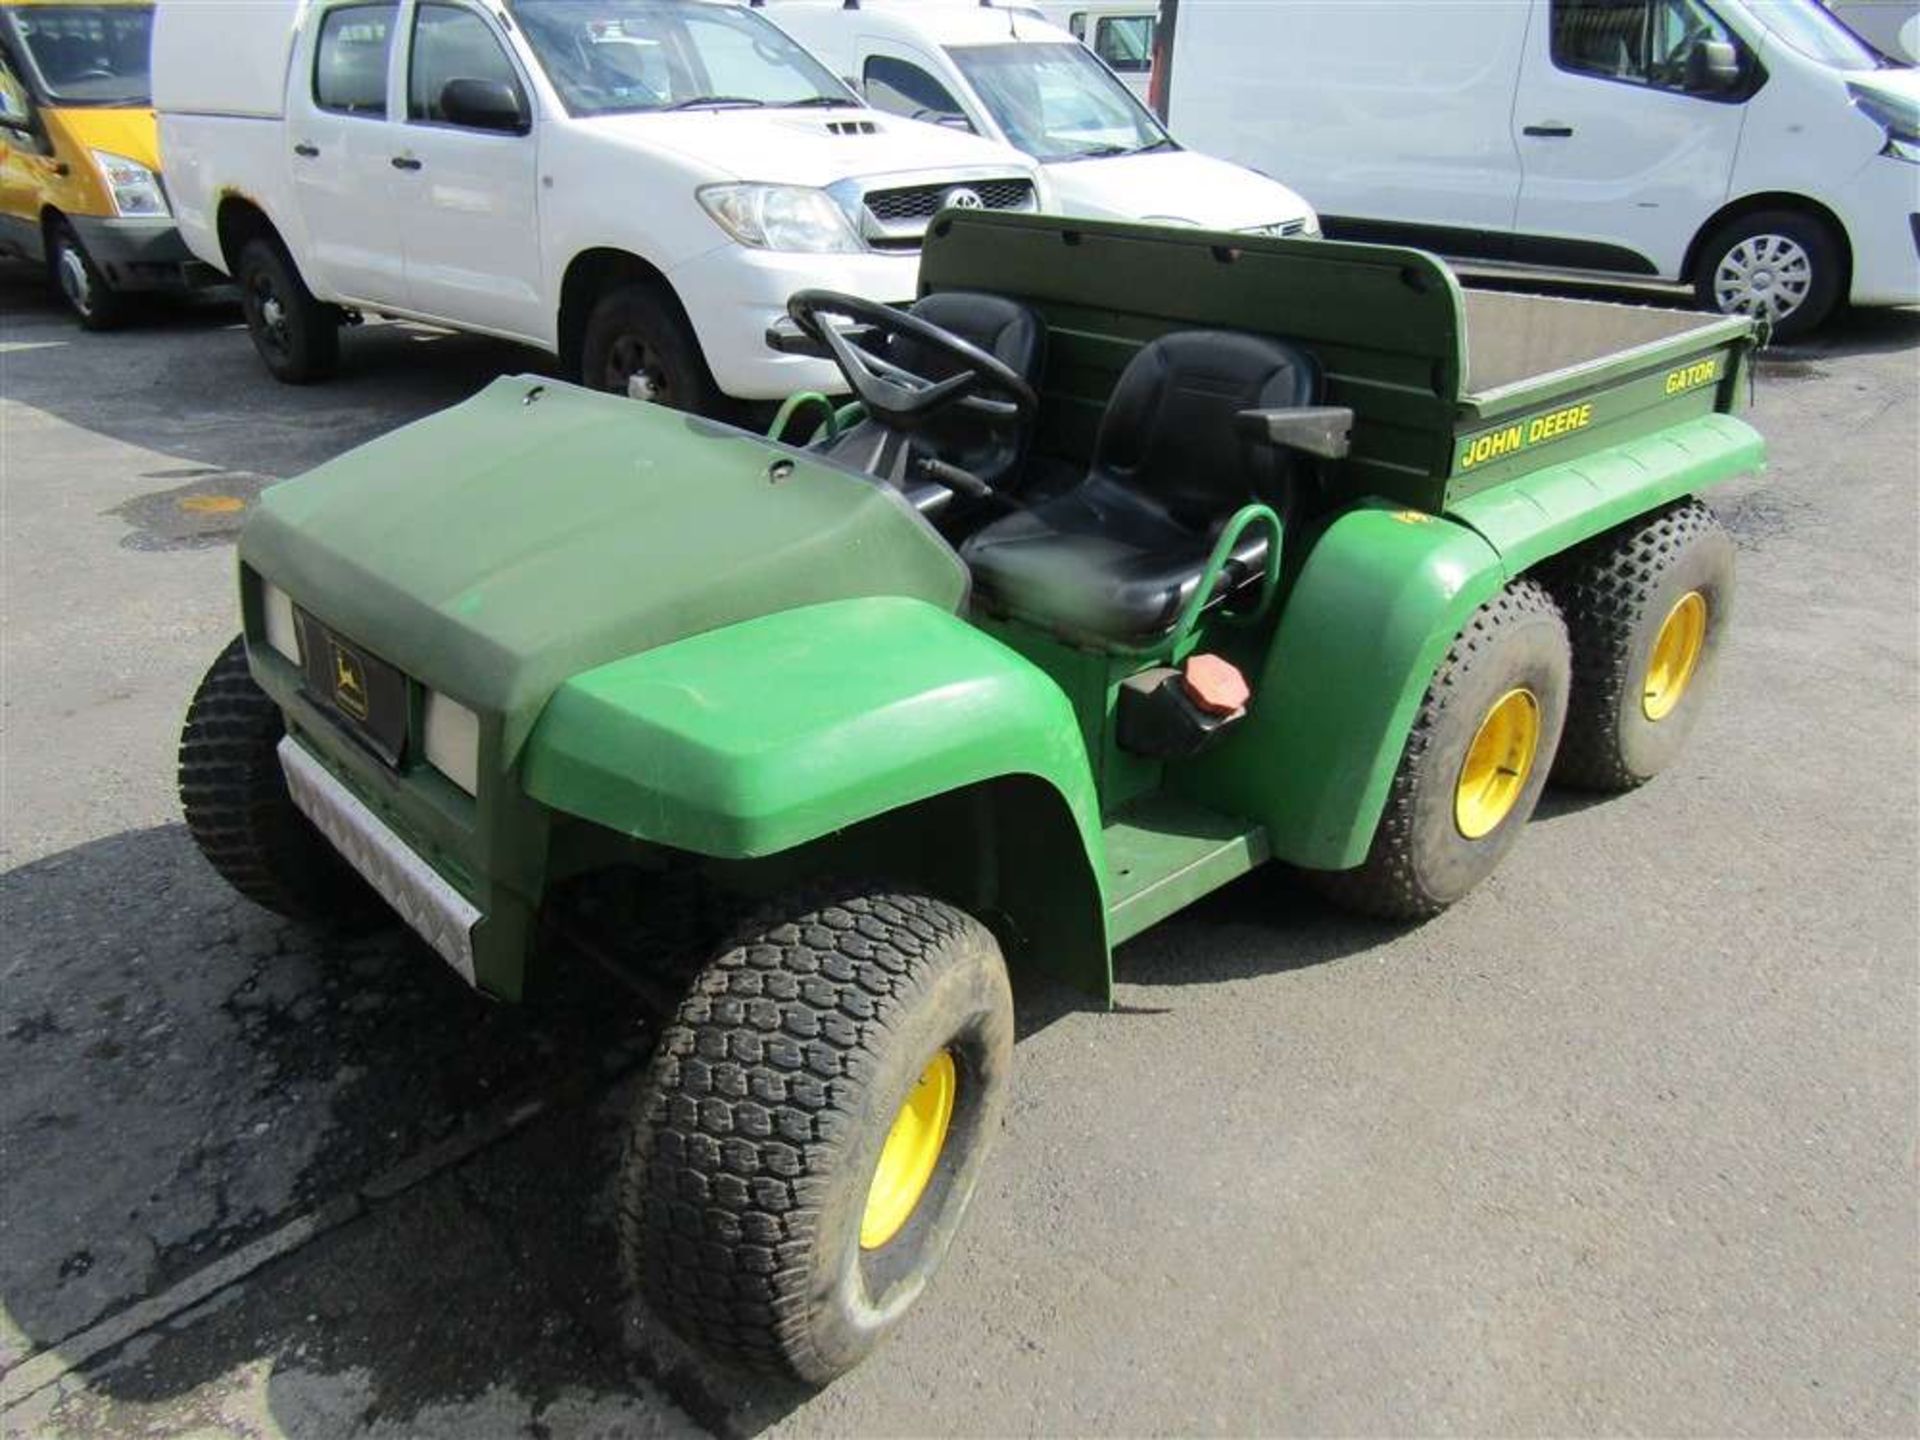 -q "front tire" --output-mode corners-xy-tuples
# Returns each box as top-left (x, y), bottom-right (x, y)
(1546, 499), (1735, 792)
(49, 220), (125, 331)
(579, 282), (720, 416)
(1692, 209), (1842, 340)
(236, 236), (340, 384)
(1306, 579), (1571, 920)
(621, 886), (1014, 1384)
(178, 637), (387, 929)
